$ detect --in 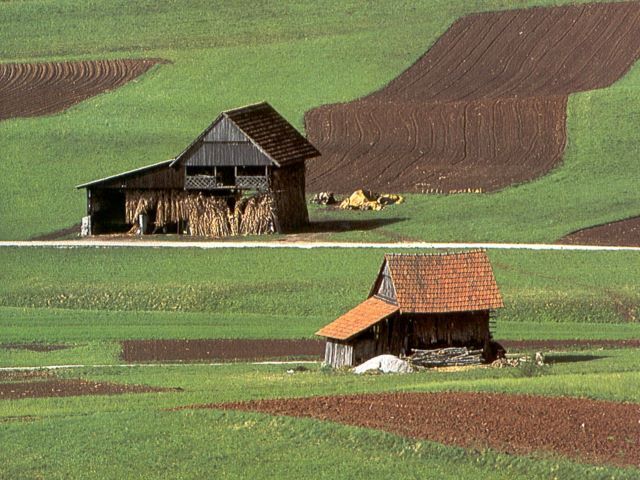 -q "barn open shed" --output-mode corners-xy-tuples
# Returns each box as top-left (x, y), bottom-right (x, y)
(316, 250), (504, 368)
(76, 102), (319, 237)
